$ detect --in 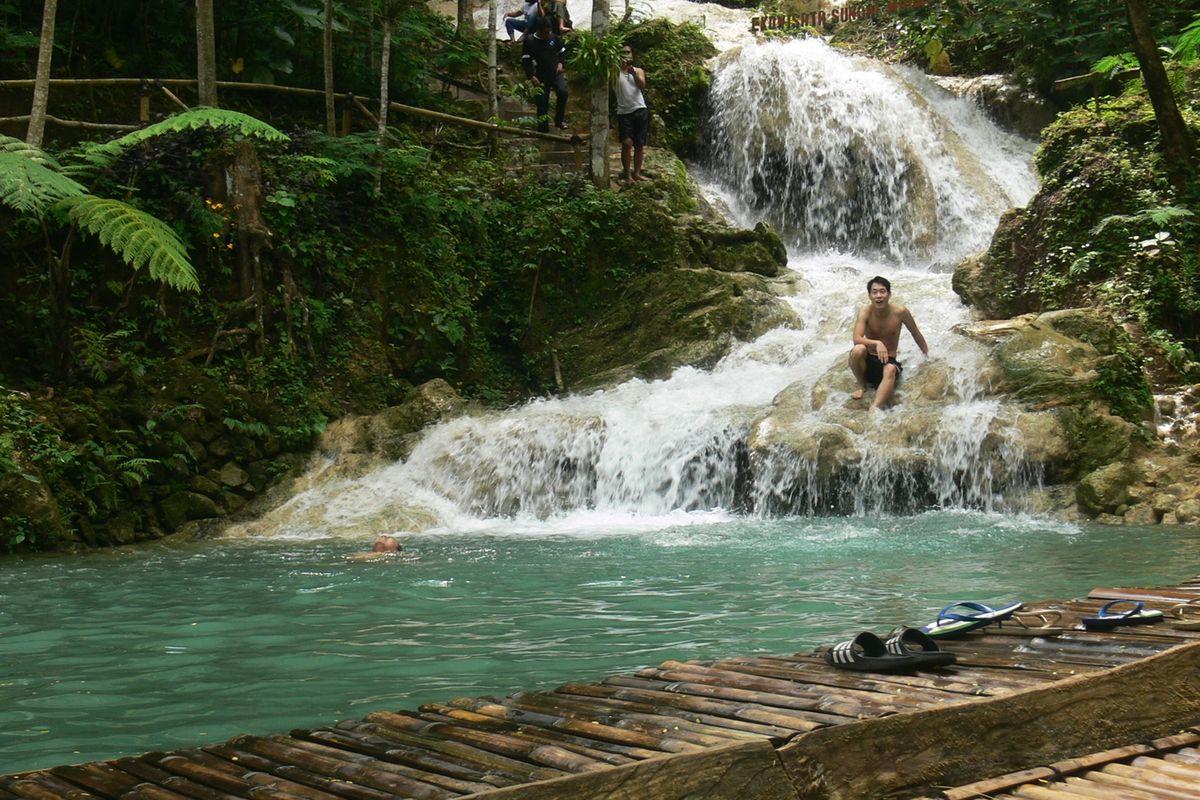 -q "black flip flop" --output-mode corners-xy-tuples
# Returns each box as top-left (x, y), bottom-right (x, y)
(885, 627), (957, 668)
(1081, 599), (1164, 630)
(823, 631), (919, 673)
